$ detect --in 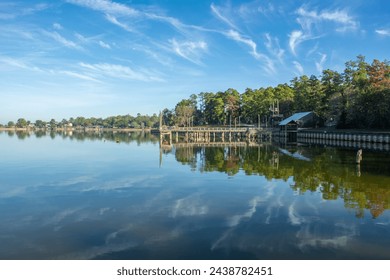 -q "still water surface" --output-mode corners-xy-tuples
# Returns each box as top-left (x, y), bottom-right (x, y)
(0, 131), (390, 259)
